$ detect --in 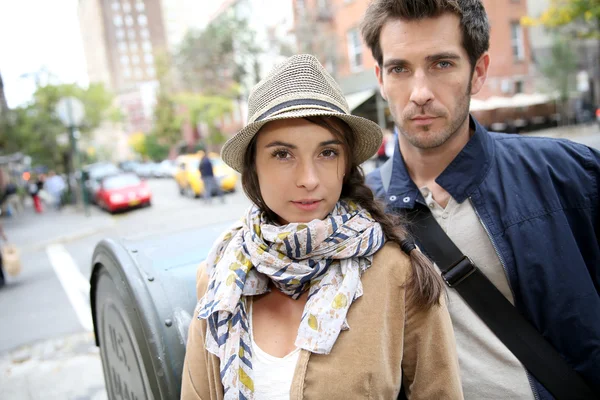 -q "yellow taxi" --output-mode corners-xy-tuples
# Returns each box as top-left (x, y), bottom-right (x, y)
(174, 152), (238, 198)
